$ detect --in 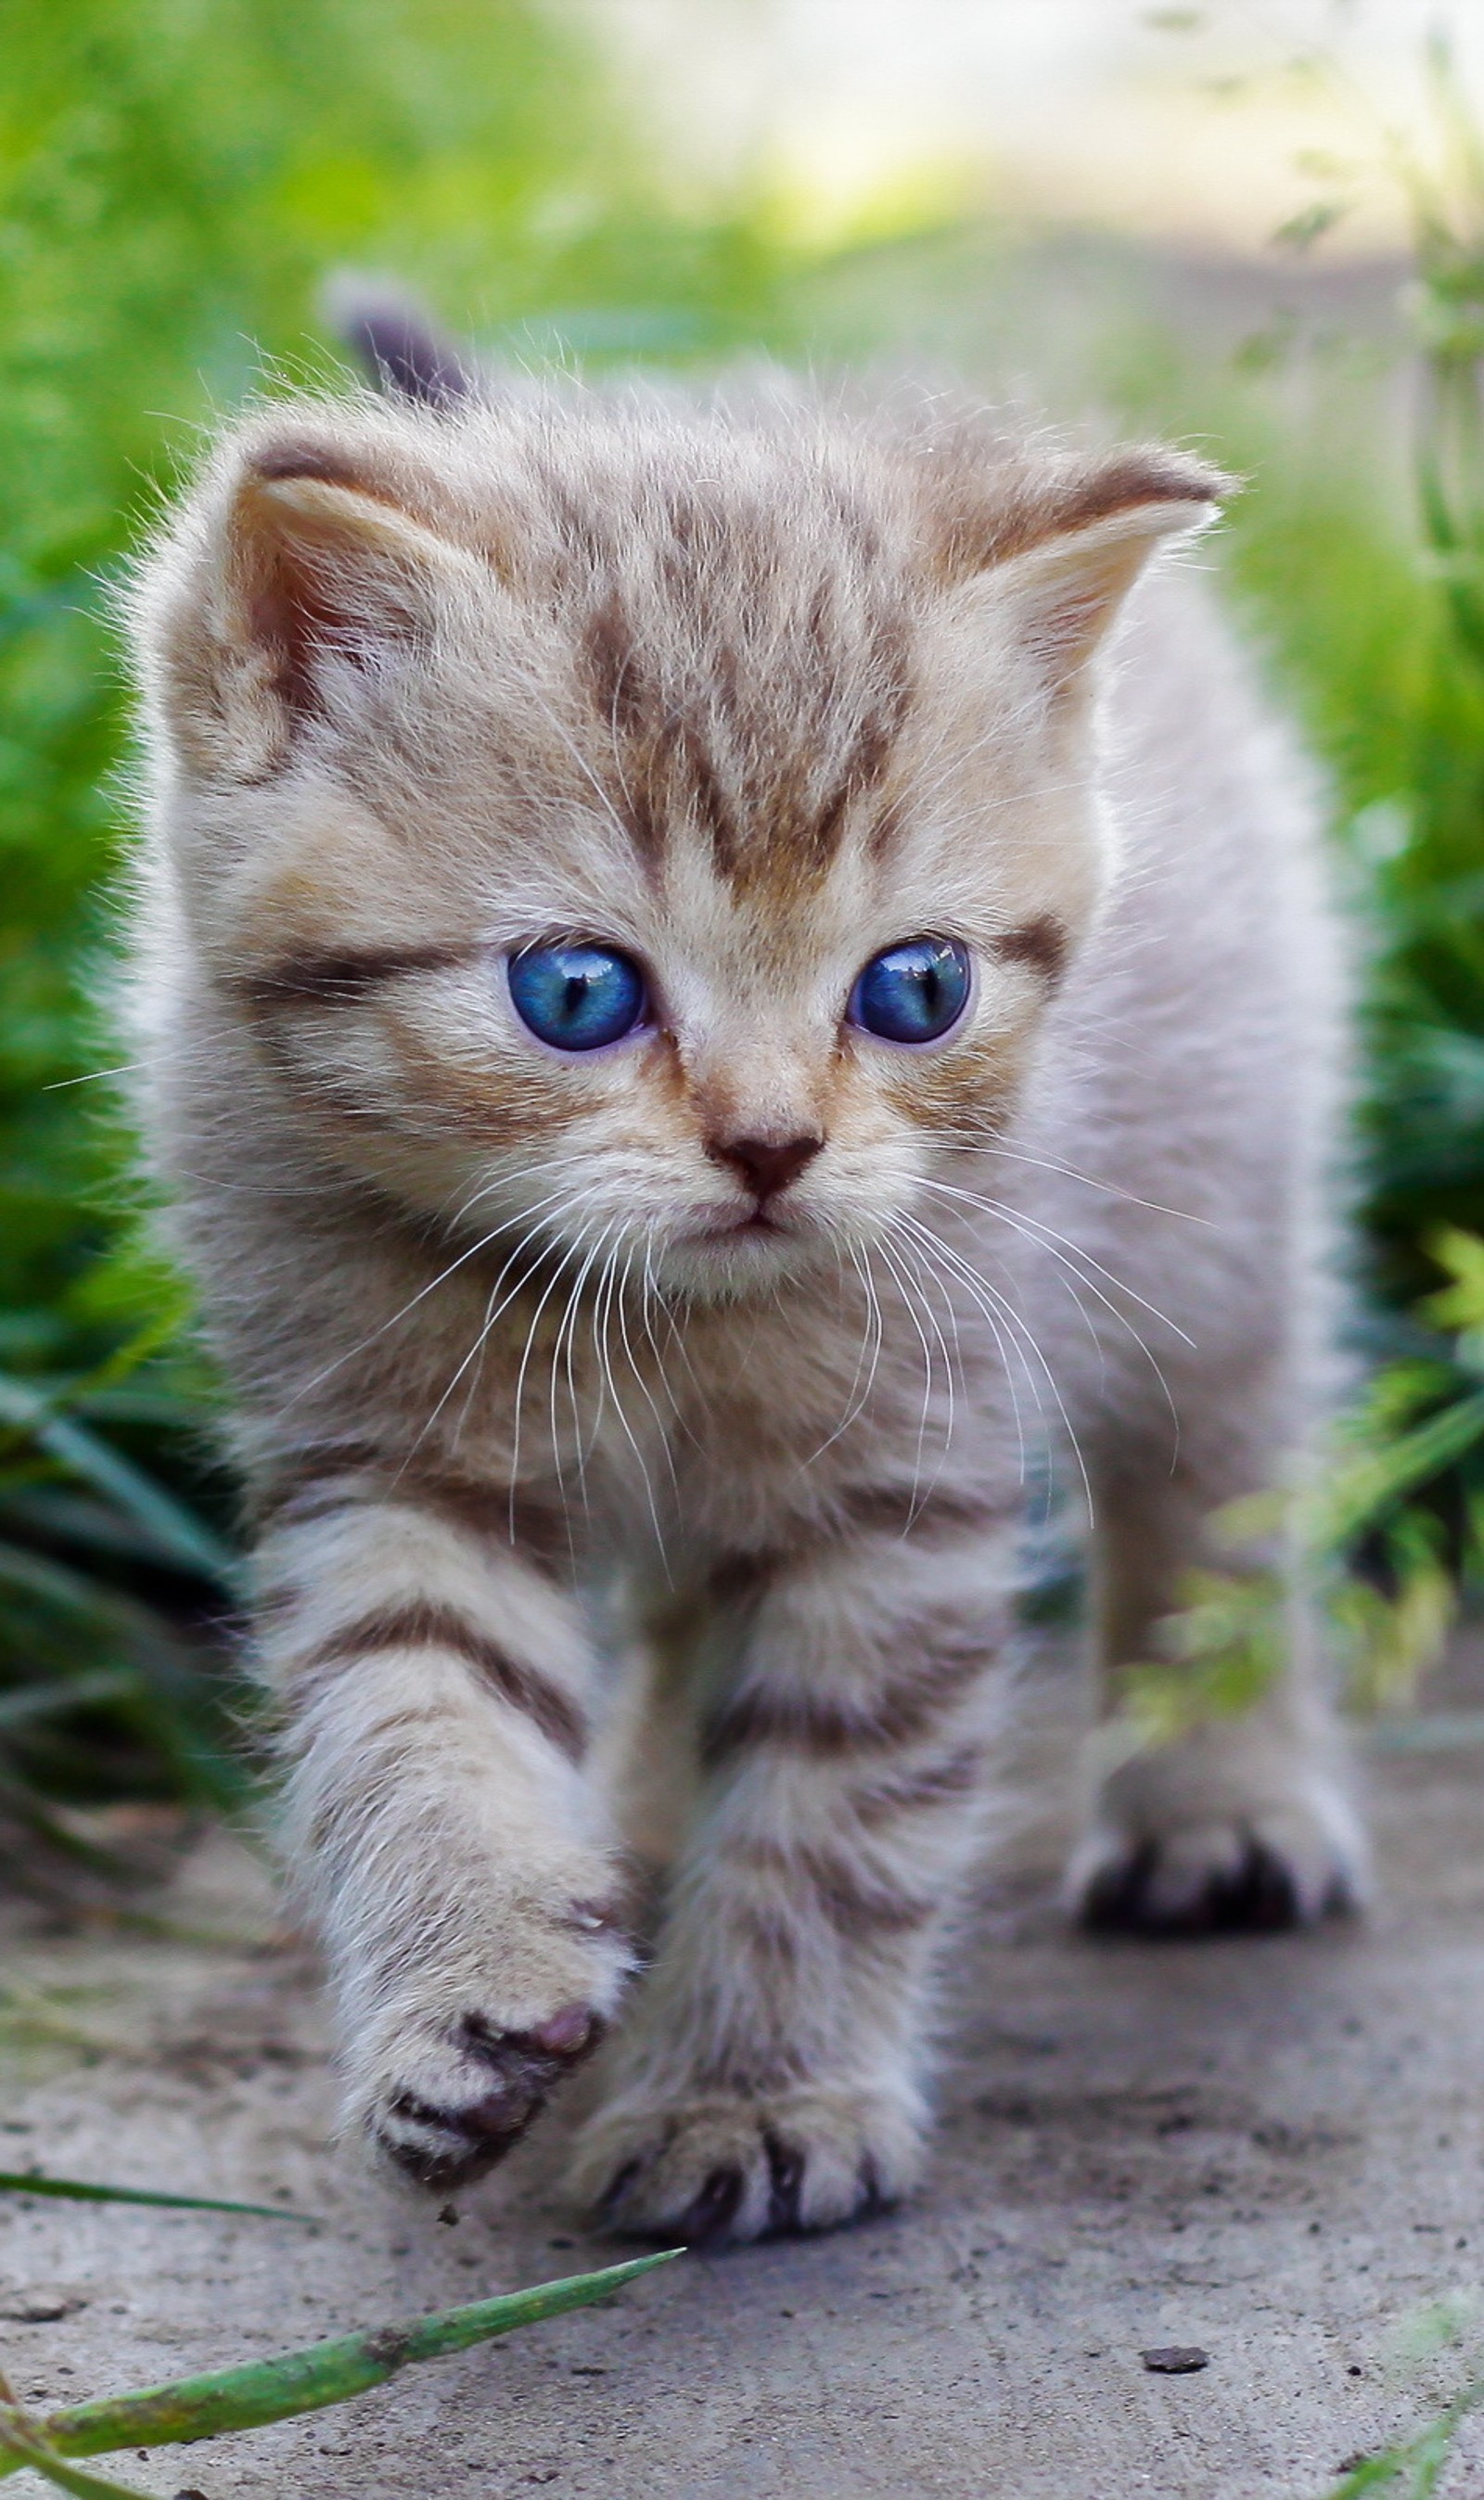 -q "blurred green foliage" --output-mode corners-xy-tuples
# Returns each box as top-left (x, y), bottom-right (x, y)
(6, 1), (1484, 1833)
(2, 0), (794, 1365)
(0, 0), (802, 1844)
